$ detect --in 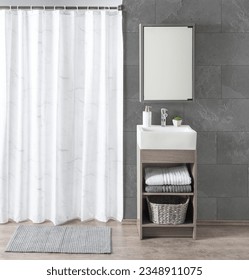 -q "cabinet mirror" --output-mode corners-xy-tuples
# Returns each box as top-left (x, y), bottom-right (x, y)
(139, 24), (195, 102)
